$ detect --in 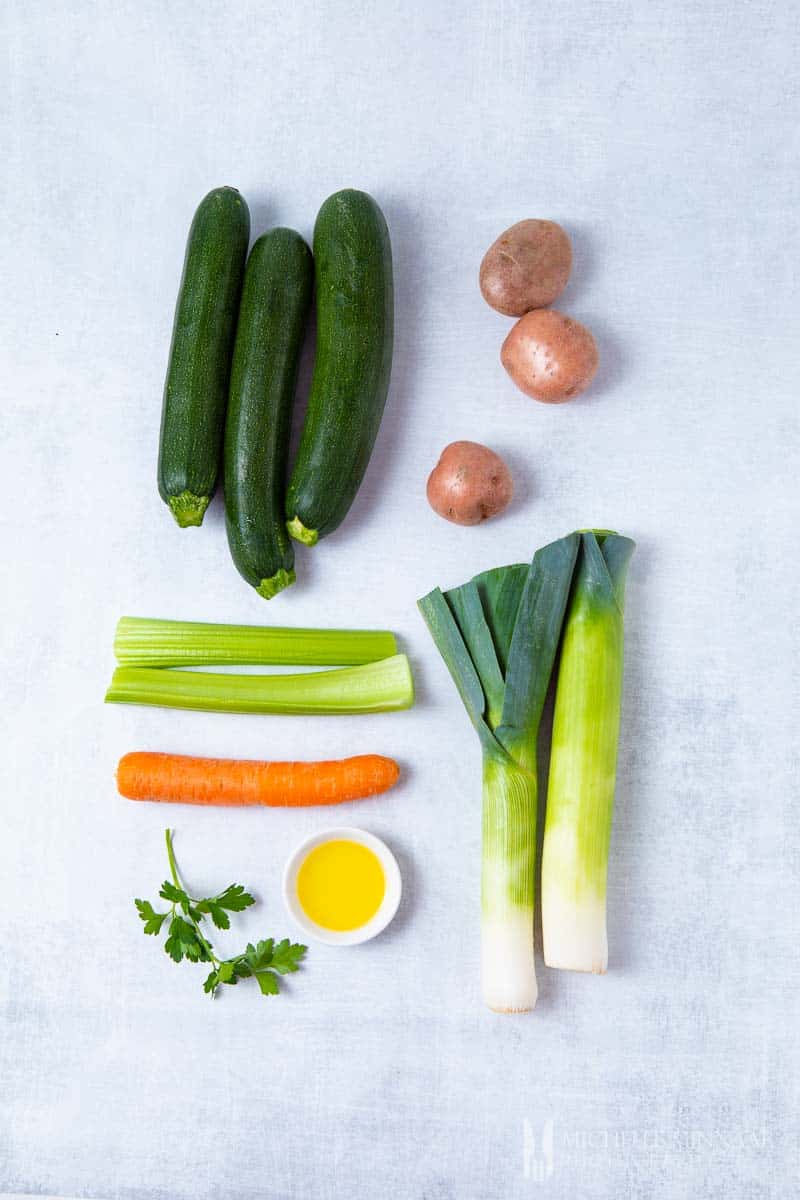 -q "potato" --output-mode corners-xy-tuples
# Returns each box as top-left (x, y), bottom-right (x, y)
(501, 309), (598, 403)
(427, 441), (513, 526)
(480, 219), (572, 316)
